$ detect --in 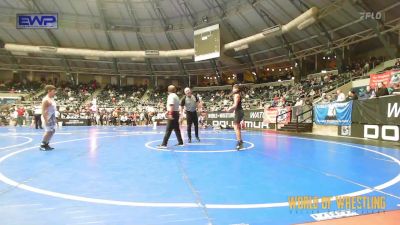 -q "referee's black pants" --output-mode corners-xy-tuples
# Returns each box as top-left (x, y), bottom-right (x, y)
(162, 111), (183, 146)
(186, 111), (199, 140)
(34, 114), (42, 129)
